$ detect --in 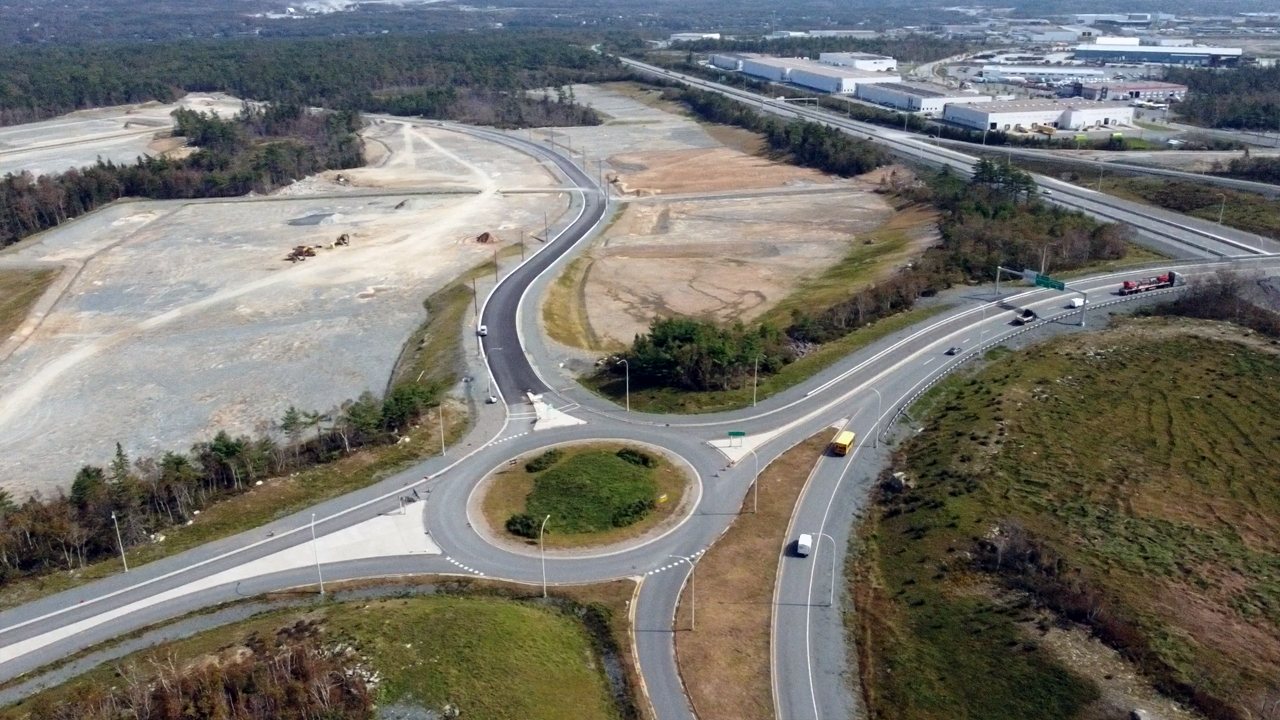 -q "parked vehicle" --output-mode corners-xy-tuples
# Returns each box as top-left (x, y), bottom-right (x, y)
(796, 534), (813, 557)
(477, 325), (488, 336)
(831, 430), (856, 456)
